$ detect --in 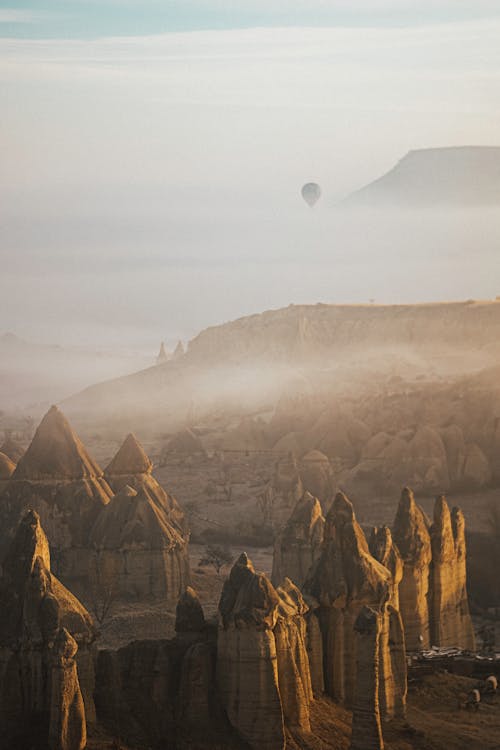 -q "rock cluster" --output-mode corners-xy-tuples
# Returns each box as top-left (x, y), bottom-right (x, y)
(392, 487), (475, 650)
(89, 433), (190, 603)
(304, 492), (407, 719)
(0, 406), (113, 579)
(217, 553), (313, 750)
(0, 510), (96, 750)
